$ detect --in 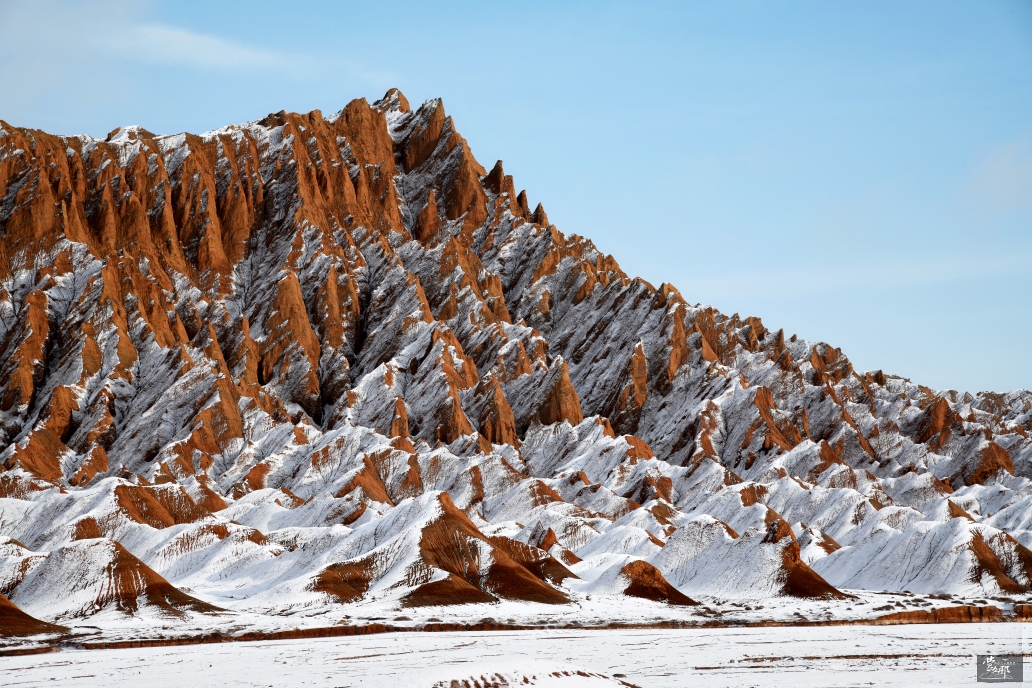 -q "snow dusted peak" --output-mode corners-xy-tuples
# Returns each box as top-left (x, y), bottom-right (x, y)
(374, 87), (411, 114)
(105, 124), (157, 143)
